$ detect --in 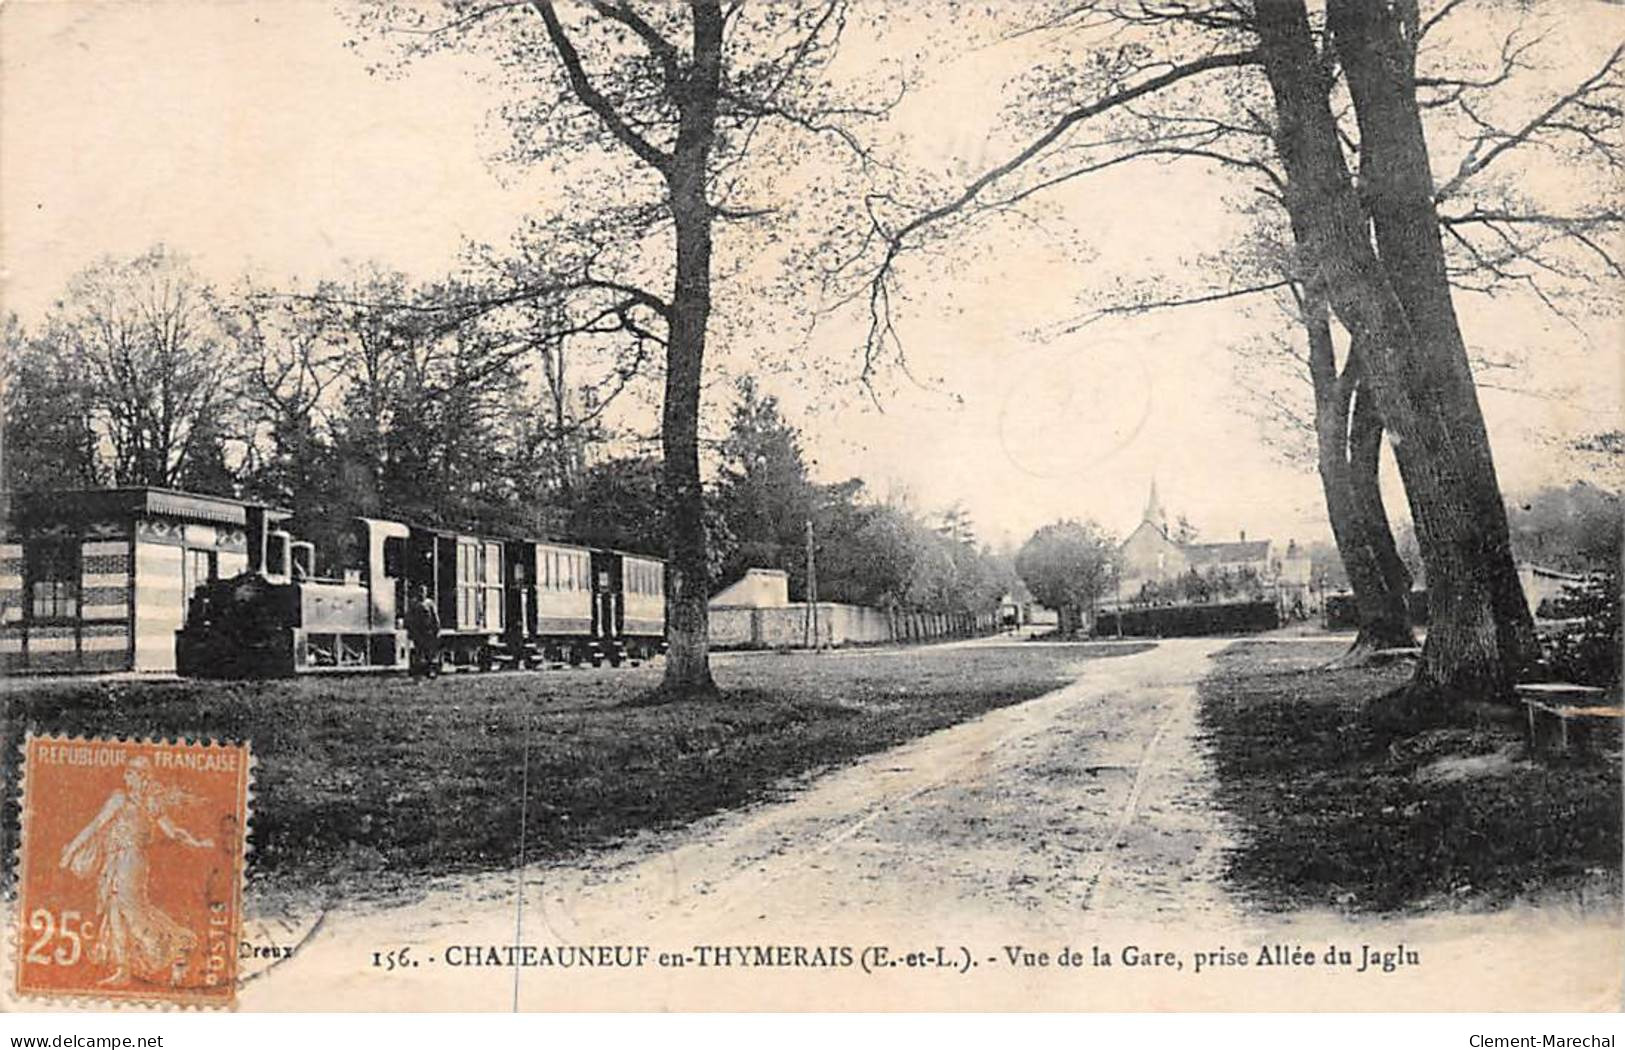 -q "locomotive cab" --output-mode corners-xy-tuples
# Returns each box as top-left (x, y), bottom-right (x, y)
(264, 529), (292, 582)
